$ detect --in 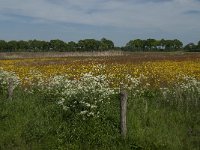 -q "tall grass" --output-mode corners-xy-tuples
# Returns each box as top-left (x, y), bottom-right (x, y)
(0, 86), (199, 150)
(127, 88), (200, 150)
